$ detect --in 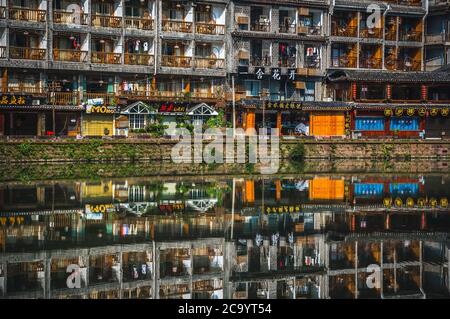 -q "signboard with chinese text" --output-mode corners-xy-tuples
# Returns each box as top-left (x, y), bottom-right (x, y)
(0, 94), (32, 106)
